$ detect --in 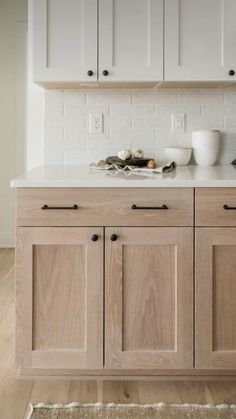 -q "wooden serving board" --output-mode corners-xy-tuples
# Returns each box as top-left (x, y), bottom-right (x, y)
(105, 156), (151, 167)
